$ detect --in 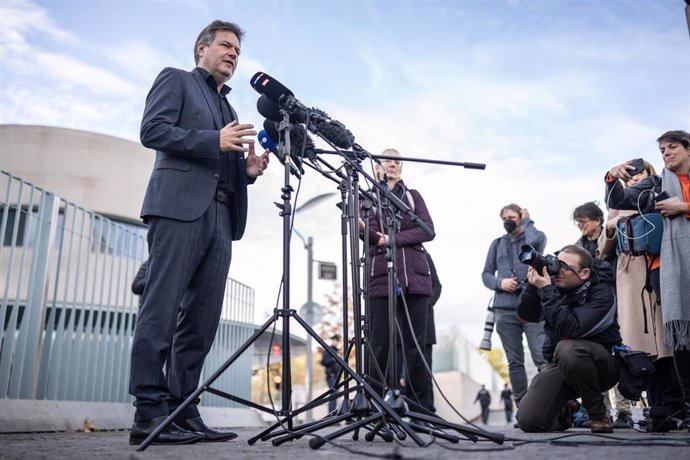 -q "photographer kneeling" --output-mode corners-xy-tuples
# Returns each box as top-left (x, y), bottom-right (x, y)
(515, 245), (622, 433)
